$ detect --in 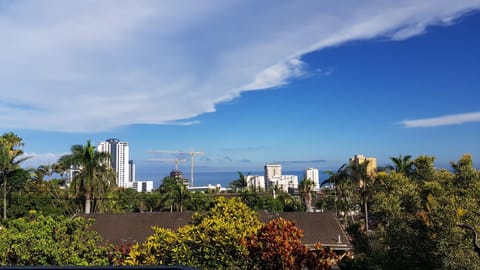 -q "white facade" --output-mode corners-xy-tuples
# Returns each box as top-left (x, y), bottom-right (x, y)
(97, 139), (132, 188)
(188, 184), (226, 193)
(264, 163), (282, 179)
(264, 163), (282, 189)
(246, 175), (265, 191)
(133, 181), (154, 193)
(304, 168), (320, 191)
(268, 175), (298, 193)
